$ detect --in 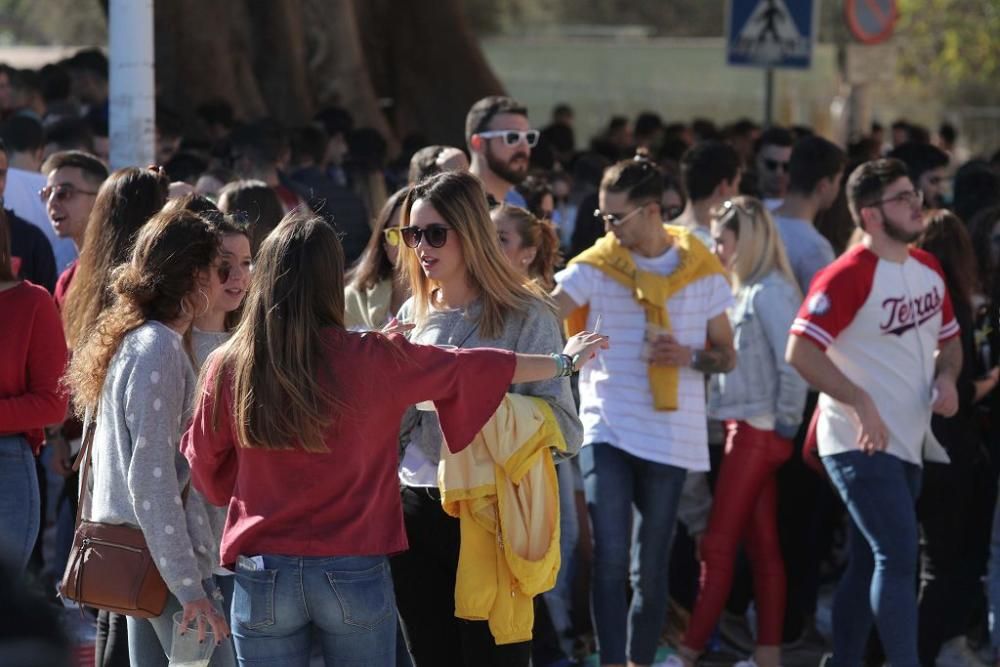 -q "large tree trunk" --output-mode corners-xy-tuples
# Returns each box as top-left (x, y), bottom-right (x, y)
(150, 0), (503, 148)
